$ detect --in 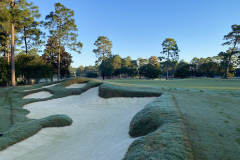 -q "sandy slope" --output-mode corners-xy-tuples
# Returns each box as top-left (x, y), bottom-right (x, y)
(65, 83), (87, 88)
(23, 91), (53, 99)
(0, 87), (155, 160)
